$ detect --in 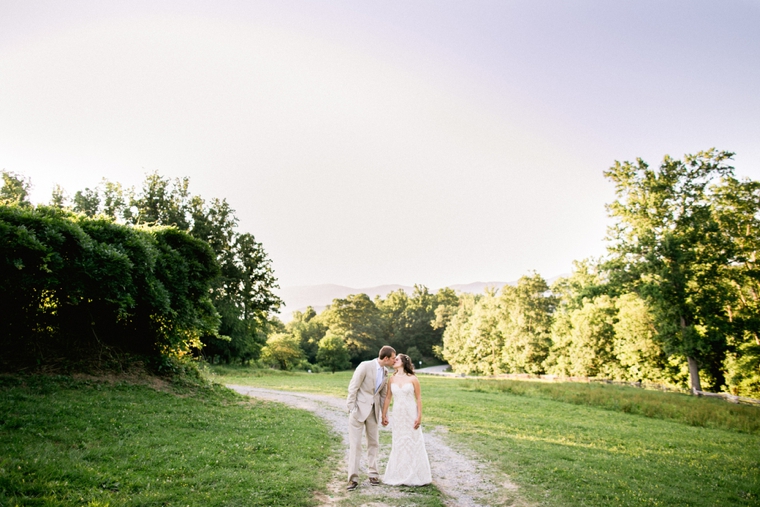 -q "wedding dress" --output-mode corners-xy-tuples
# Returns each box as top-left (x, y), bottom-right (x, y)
(383, 382), (432, 486)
